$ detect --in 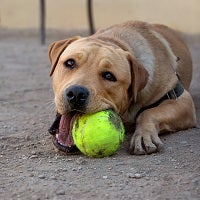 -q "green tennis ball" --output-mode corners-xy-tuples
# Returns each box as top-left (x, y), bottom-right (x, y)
(72, 110), (125, 158)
